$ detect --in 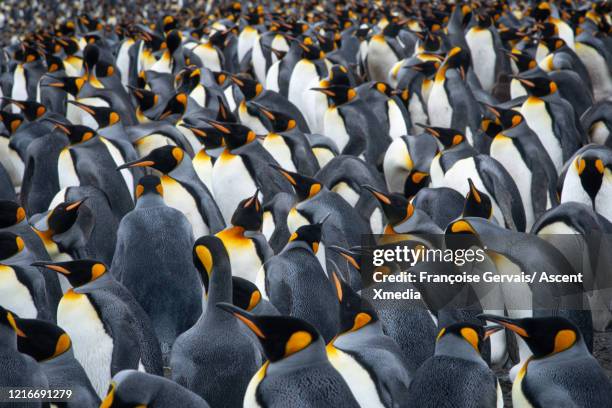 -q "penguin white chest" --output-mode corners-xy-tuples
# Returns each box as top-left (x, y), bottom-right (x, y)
(239, 102), (268, 135)
(427, 81), (452, 128)
(512, 364), (535, 408)
(366, 37), (398, 83)
(575, 42), (612, 102)
(288, 60), (318, 110)
(265, 60), (281, 92)
(560, 168), (592, 210)
(212, 152), (258, 224)
(262, 134), (296, 172)
(331, 182), (360, 207)
(238, 26), (258, 62)
(57, 293), (113, 398)
(57, 148), (80, 190)
(521, 98), (563, 171)
(0, 137), (24, 191)
(510, 80), (527, 99)
(0, 265), (37, 318)
(261, 211), (275, 242)
(466, 28), (496, 92)
(327, 345), (385, 408)
(408, 93), (428, 133)
(101, 138), (134, 198)
(287, 207), (309, 234)
(387, 100), (407, 138)
(217, 230), (262, 282)
(161, 175), (209, 238)
(11, 65), (28, 111)
(595, 169), (612, 222)
(192, 150), (213, 192)
(134, 134), (175, 158)
(490, 138), (534, 229)
(324, 107), (350, 152)
(383, 138), (412, 193)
